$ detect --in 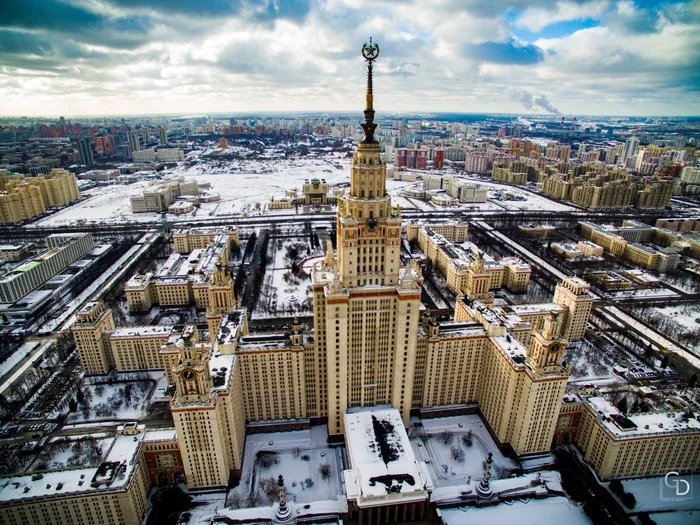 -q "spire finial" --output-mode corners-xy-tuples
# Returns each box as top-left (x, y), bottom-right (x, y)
(361, 38), (380, 144)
